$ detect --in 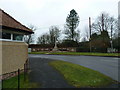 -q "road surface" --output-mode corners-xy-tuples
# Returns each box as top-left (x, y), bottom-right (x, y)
(29, 54), (119, 82)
